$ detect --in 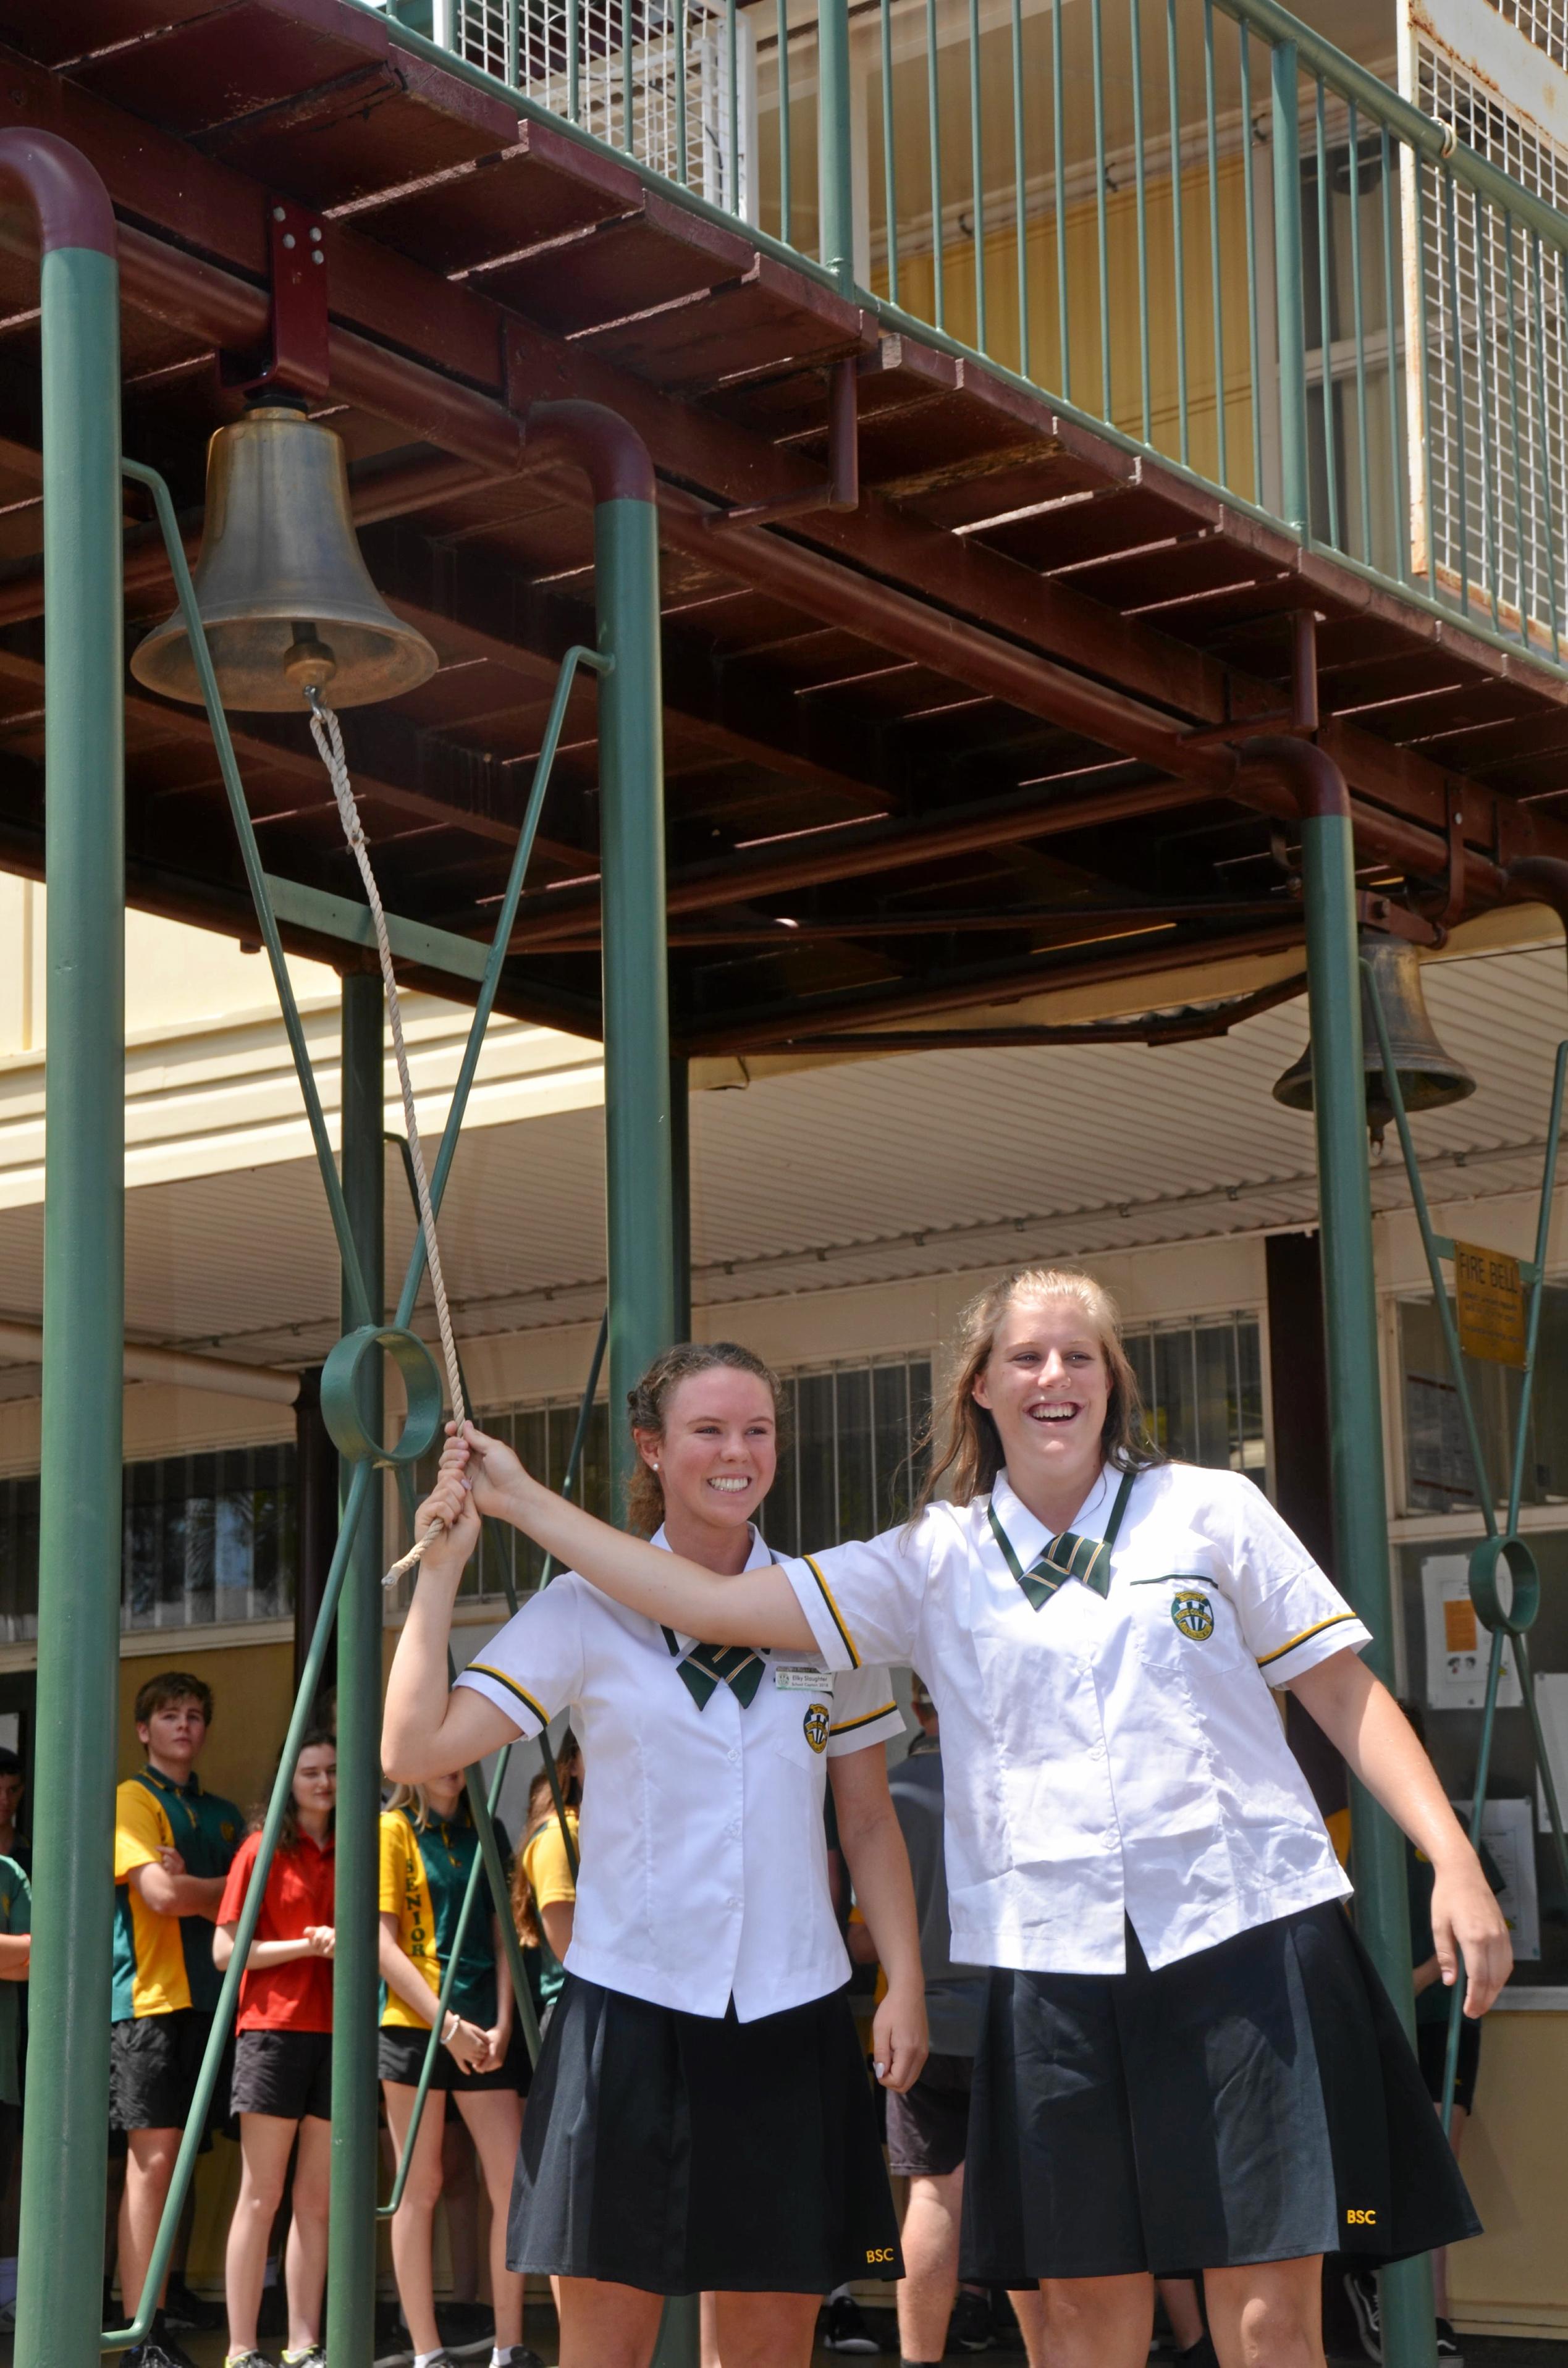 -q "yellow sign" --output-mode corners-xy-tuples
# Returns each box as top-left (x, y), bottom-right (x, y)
(1452, 1240), (1527, 1368)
